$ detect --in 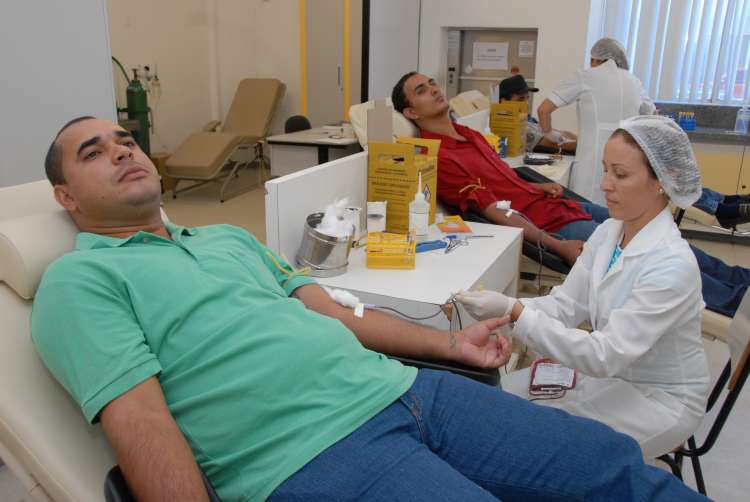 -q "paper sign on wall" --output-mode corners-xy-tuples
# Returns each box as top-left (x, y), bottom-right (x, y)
(519, 40), (535, 58)
(472, 42), (508, 70)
